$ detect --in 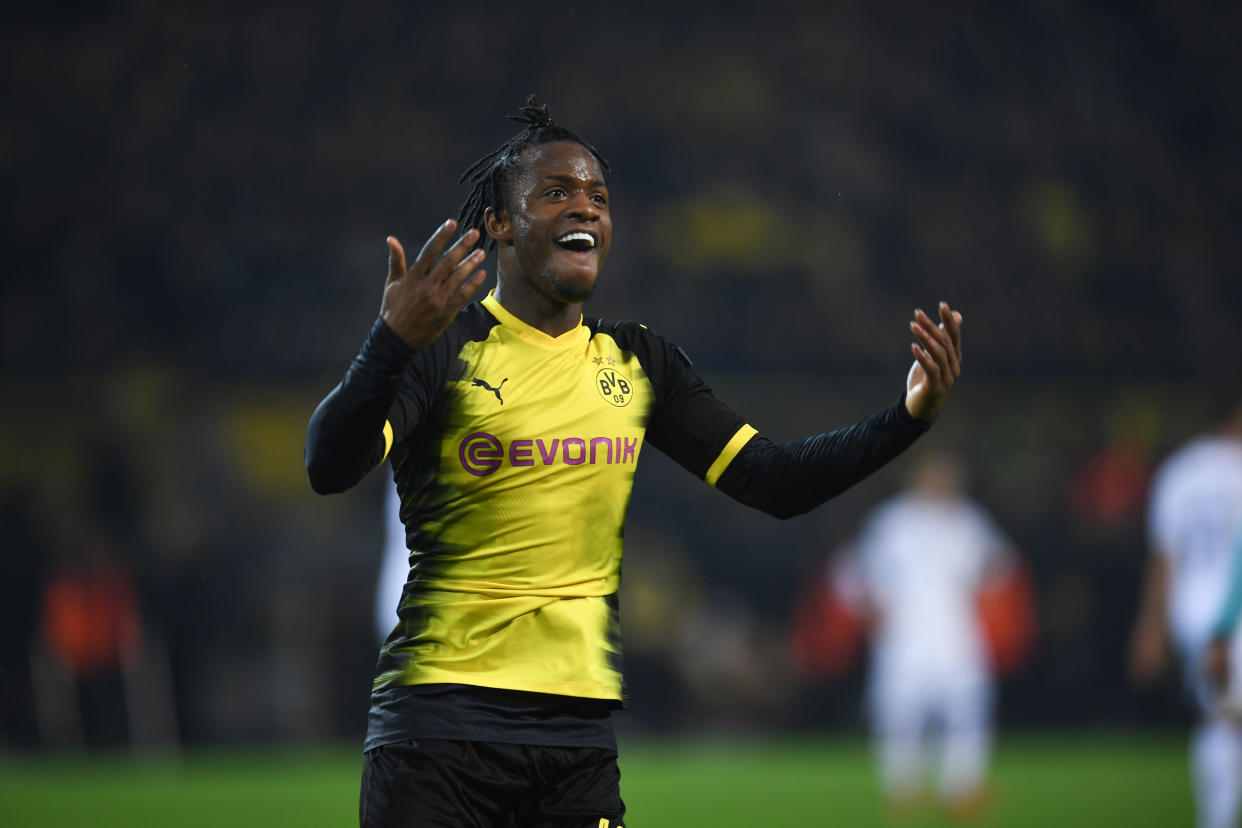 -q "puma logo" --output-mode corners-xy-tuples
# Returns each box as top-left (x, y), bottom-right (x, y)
(472, 377), (508, 404)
